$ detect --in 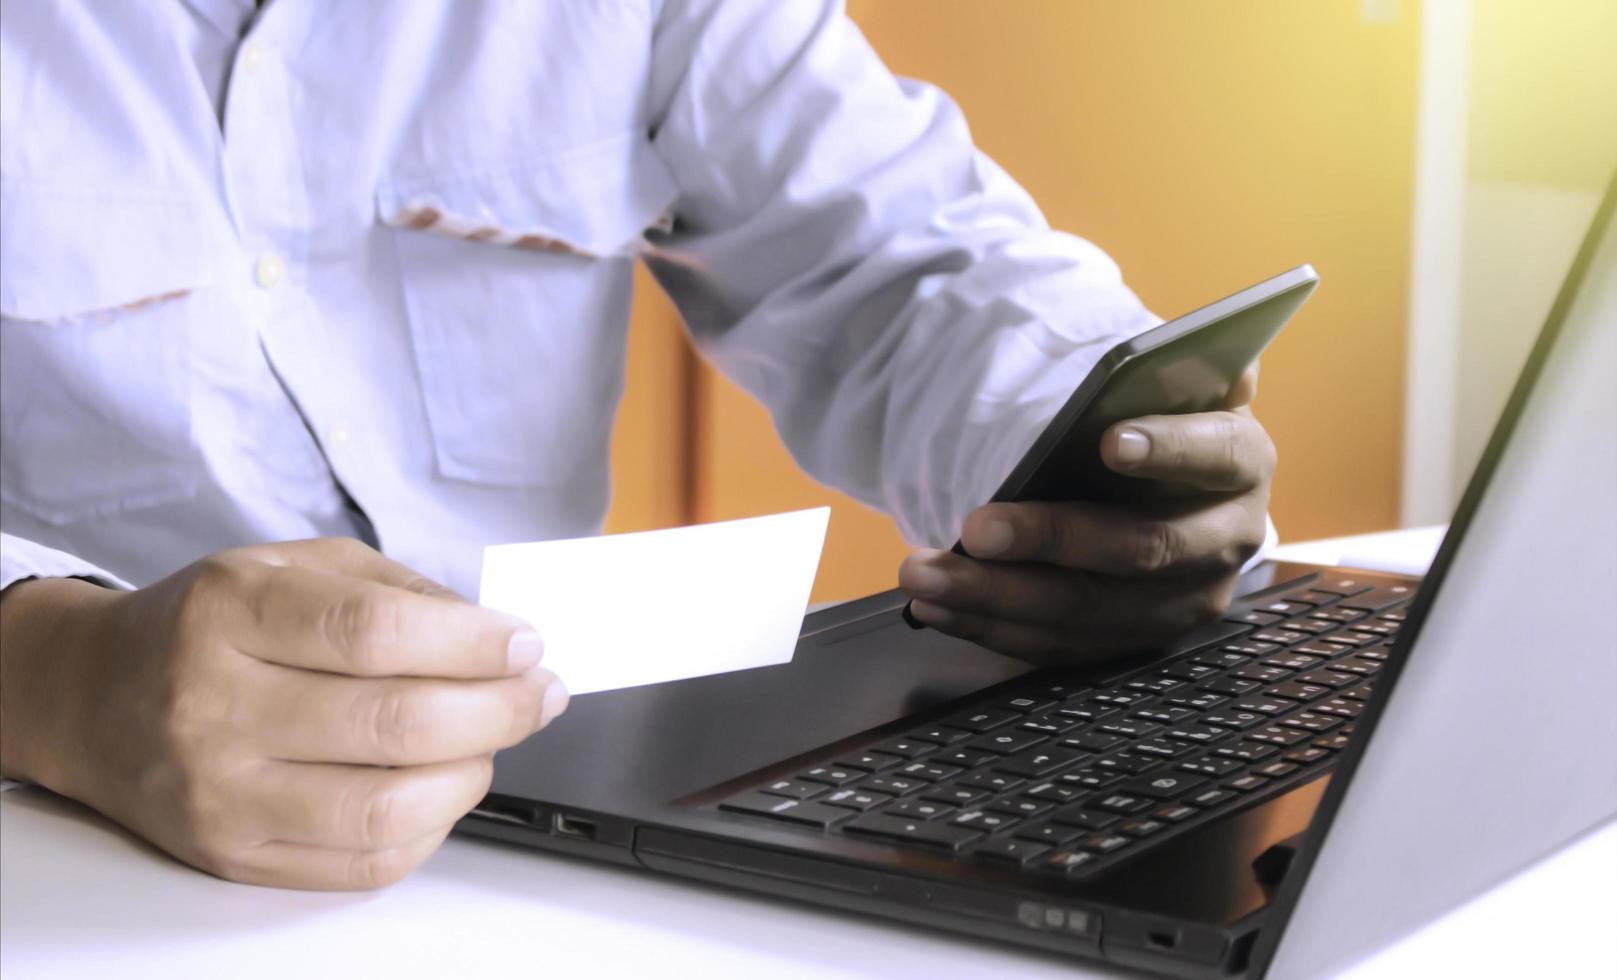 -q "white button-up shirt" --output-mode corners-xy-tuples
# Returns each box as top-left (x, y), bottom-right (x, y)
(0, 0), (1162, 599)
